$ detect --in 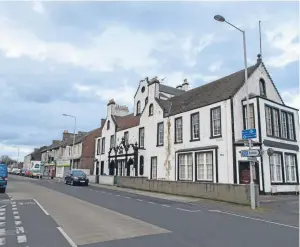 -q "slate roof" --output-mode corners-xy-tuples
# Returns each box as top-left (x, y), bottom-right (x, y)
(113, 114), (140, 131)
(159, 84), (184, 96)
(157, 63), (260, 117)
